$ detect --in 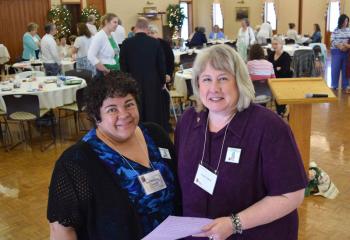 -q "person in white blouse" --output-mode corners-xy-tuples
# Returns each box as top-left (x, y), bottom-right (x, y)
(41, 23), (61, 76)
(236, 18), (255, 62)
(256, 22), (273, 44)
(86, 15), (98, 36)
(113, 18), (126, 47)
(286, 23), (299, 42)
(57, 36), (72, 59)
(72, 23), (95, 76)
(88, 13), (120, 76)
